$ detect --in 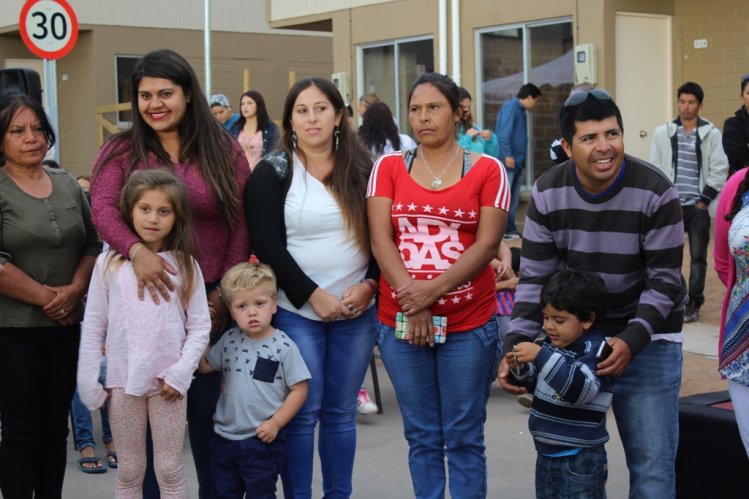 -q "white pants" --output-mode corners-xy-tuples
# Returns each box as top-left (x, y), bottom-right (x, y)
(728, 380), (749, 458)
